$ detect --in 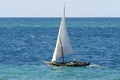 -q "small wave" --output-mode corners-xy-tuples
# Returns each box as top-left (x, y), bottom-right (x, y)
(20, 24), (24, 26)
(115, 68), (120, 70)
(30, 35), (35, 38)
(88, 64), (107, 69)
